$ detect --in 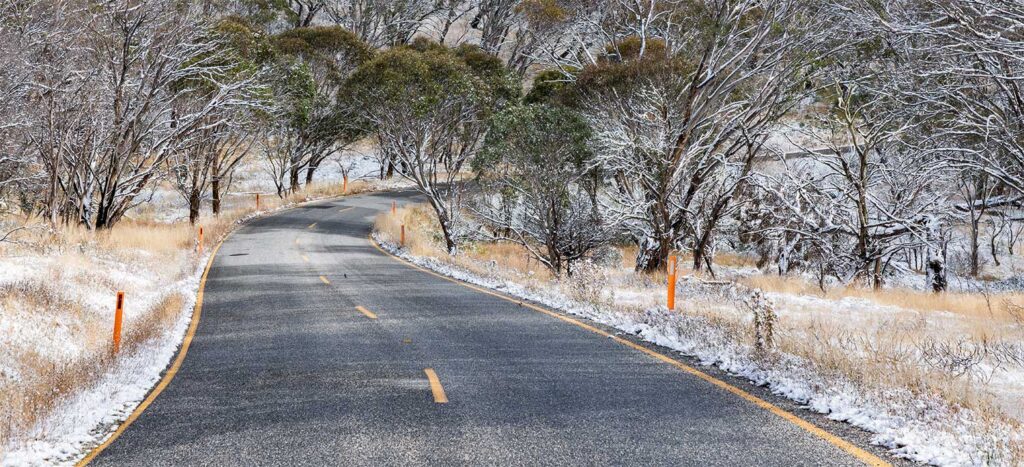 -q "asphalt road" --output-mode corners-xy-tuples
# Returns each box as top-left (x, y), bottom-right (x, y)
(90, 191), (883, 466)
